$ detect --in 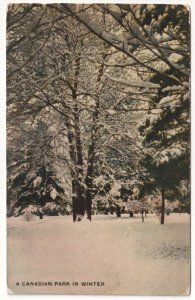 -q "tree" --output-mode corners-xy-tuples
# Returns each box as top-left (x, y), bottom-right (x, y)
(7, 119), (68, 216)
(138, 5), (190, 224)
